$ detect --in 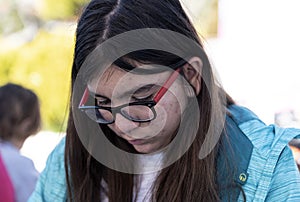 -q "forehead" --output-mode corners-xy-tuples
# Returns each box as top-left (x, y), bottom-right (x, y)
(88, 64), (171, 97)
